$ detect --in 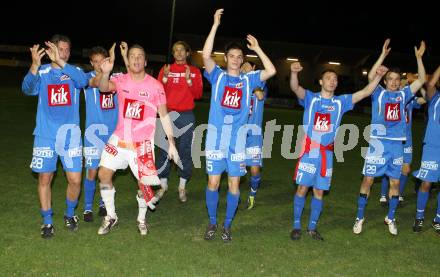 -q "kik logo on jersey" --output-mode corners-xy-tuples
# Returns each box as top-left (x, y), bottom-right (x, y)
(313, 112), (330, 132)
(123, 98), (144, 120)
(100, 93), (115, 110)
(221, 86), (242, 109)
(48, 84), (71, 106)
(385, 103), (401, 121)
